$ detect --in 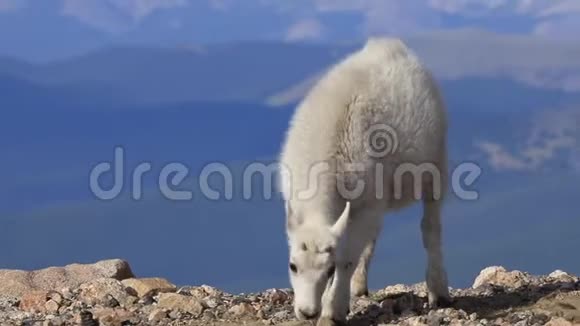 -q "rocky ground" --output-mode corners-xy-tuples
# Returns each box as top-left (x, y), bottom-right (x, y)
(0, 260), (579, 326)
